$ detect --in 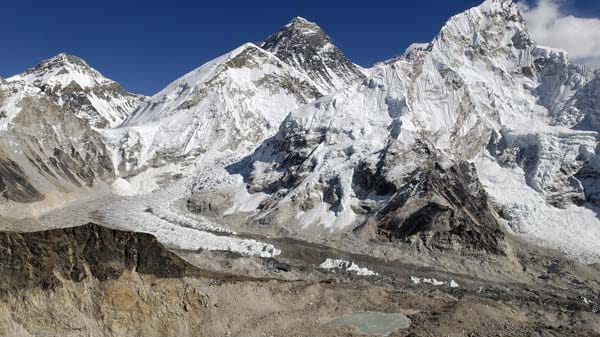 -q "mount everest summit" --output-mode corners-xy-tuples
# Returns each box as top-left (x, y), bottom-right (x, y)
(1, 0), (600, 263)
